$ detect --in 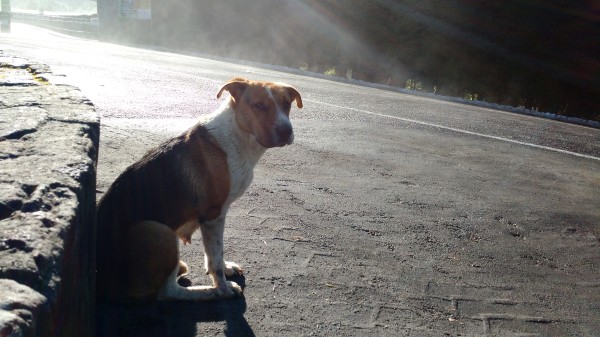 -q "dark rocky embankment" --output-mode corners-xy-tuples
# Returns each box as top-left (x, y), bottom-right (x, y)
(0, 52), (99, 337)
